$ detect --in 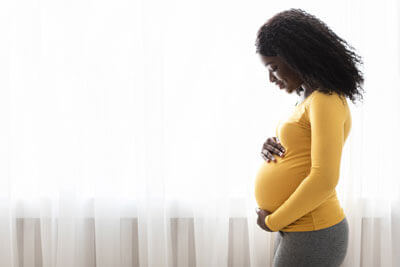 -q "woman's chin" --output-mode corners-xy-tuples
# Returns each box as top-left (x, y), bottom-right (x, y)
(284, 87), (293, 93)
(277, 83), (294, 93)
